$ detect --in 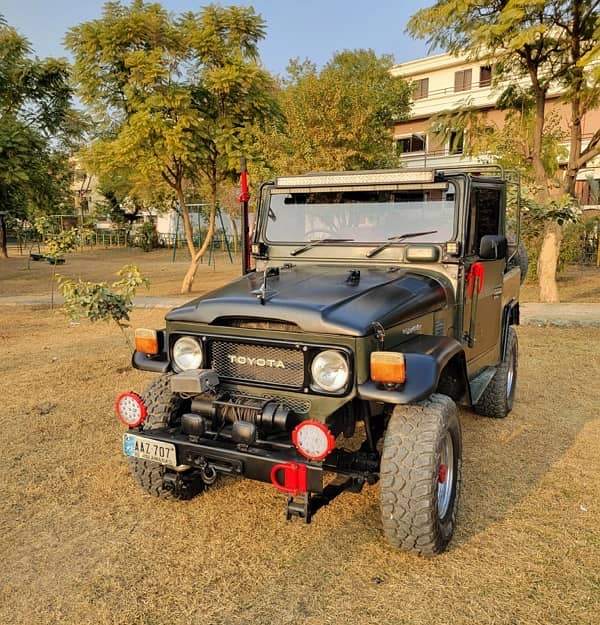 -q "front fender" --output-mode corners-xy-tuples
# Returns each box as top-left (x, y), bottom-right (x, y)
(132, 350), (170, 373)
(357, 335), (465, 404)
